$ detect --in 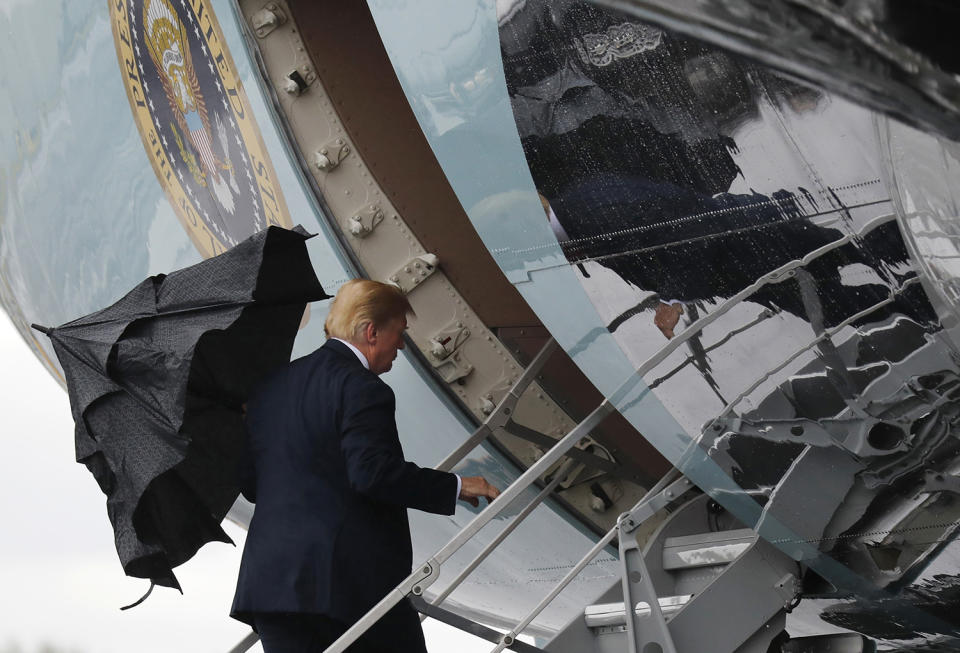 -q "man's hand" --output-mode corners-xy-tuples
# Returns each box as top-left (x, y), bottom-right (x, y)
(459, 476), (500, 507)
(654, 302), (684, 339)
